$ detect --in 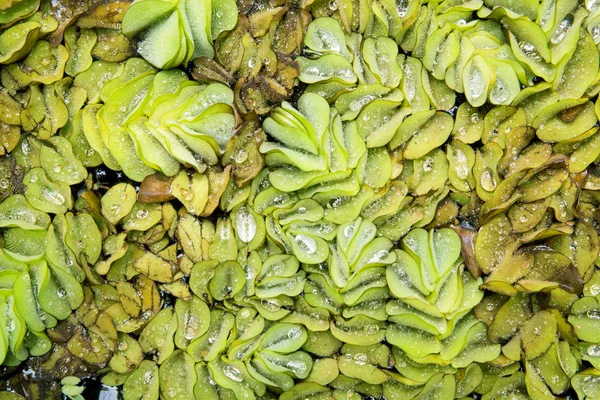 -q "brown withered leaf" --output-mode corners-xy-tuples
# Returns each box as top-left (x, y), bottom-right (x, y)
(452, 226), (481, 279)
(271, 8), (311, 56)
(191, 57), (235, 86)
(257, 75), (289, 102)
(559, 103), (587, 122)
(202, 165), (232, 217)
(138, 173), (174, 204)
(222, 120), (266, 186)
(215, 17), (247, 74)
(0, 155), (24, 201)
